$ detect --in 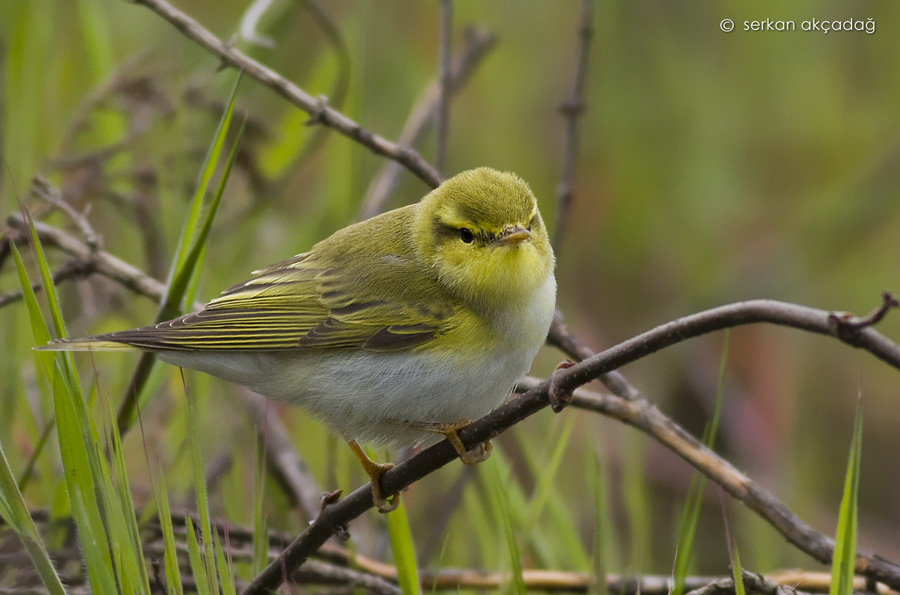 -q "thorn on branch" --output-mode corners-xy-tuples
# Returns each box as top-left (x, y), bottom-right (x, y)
(319, 489), (350, 541)
(557, 98), (586, 118)
(549, 360), (576, 412)
(305, 95), (330, 127)
(828, 292), (899, 338)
